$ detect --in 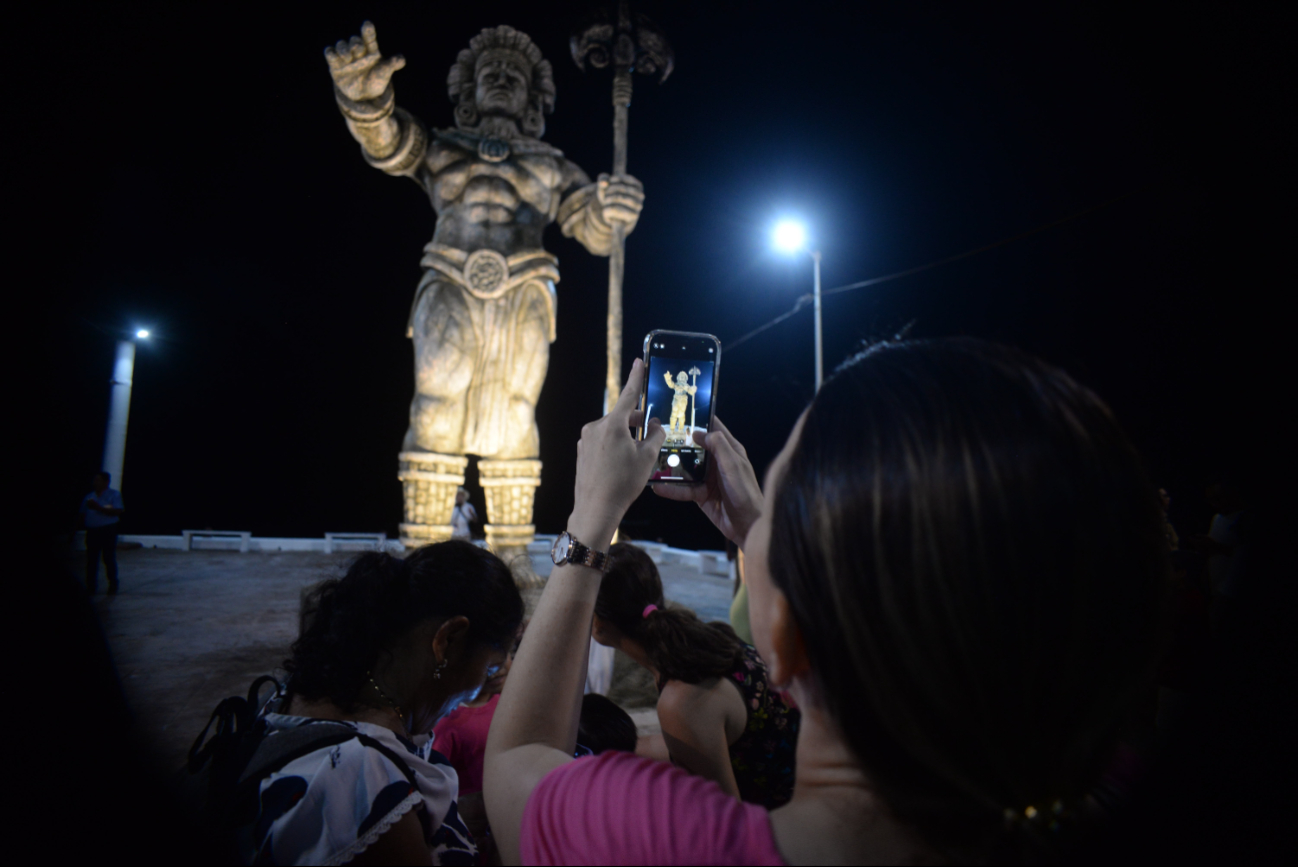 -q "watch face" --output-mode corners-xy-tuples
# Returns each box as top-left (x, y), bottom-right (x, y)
(551, 531), (572, 566)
